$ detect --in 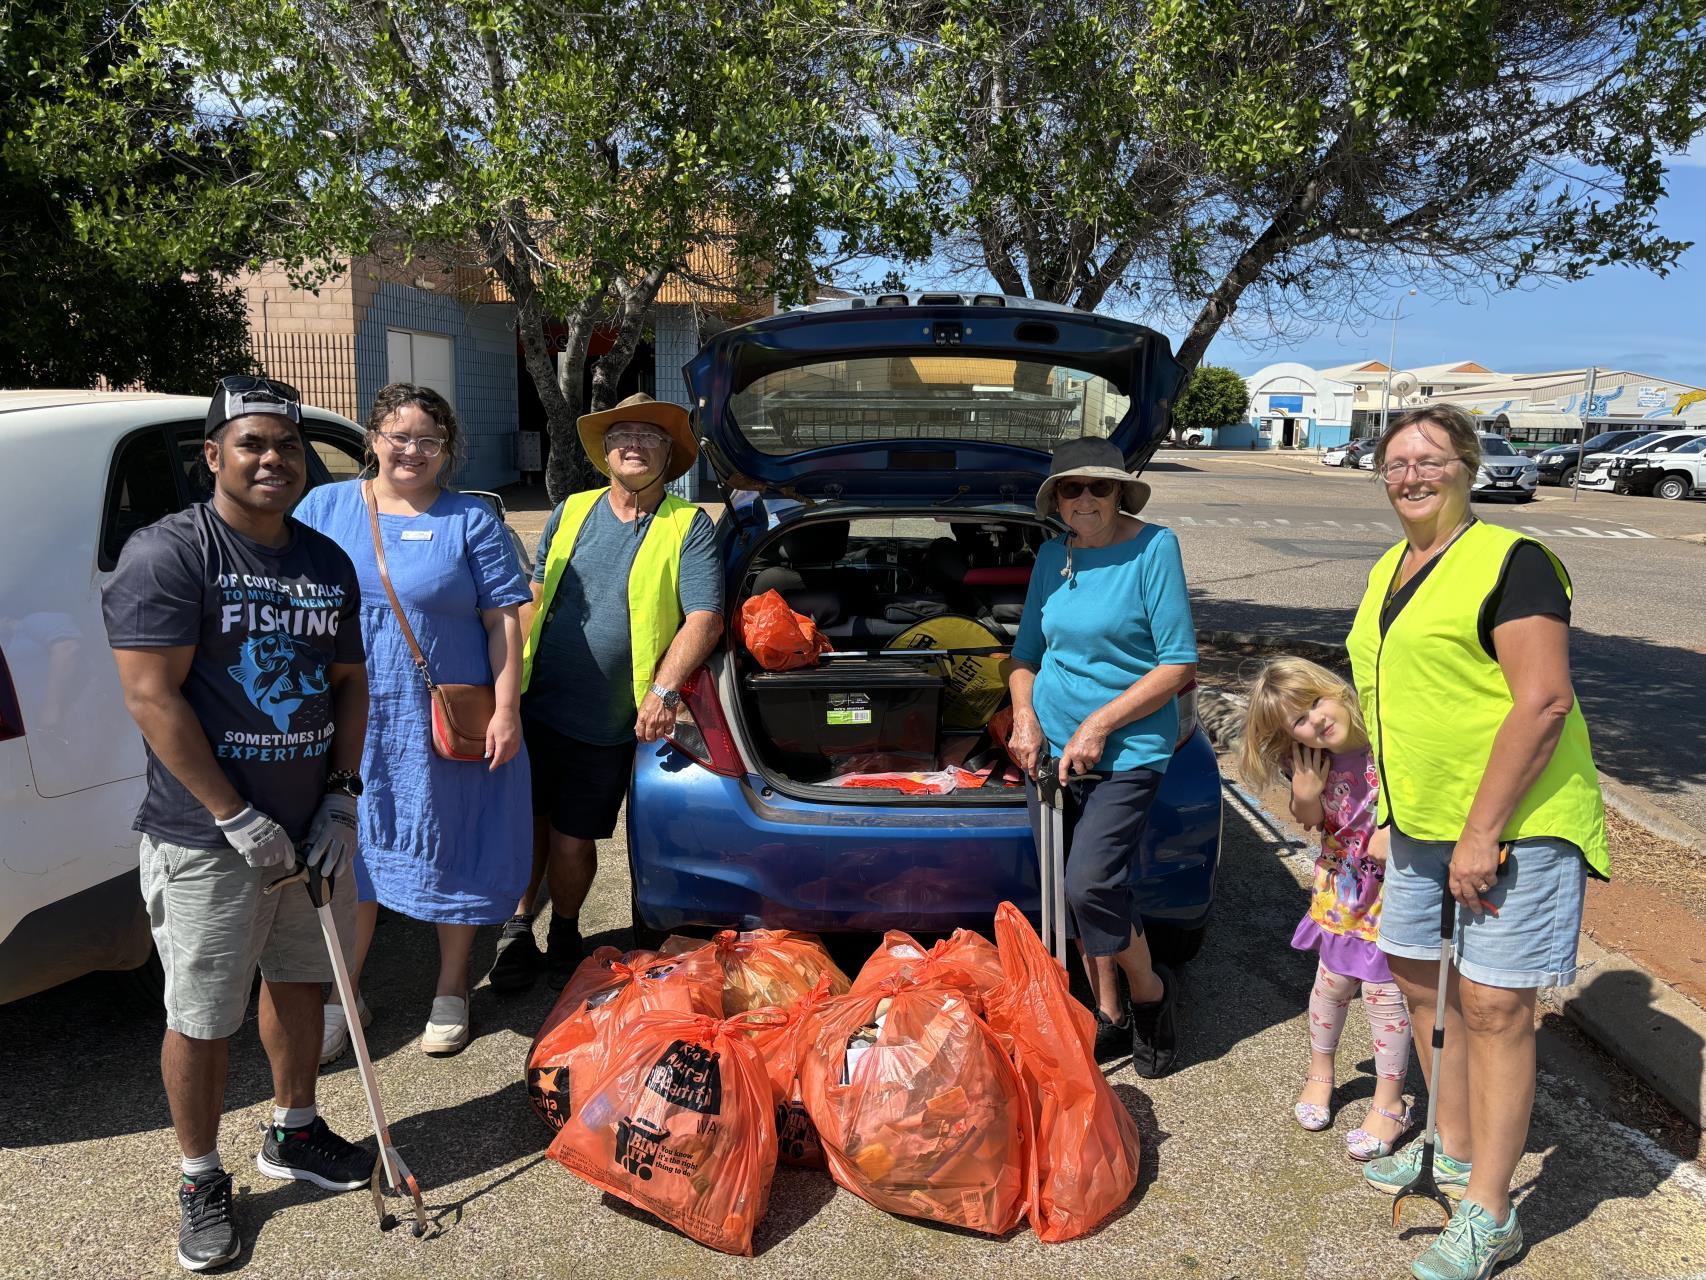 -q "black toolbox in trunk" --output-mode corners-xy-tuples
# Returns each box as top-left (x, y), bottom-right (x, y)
(743, 657), (944, 772)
